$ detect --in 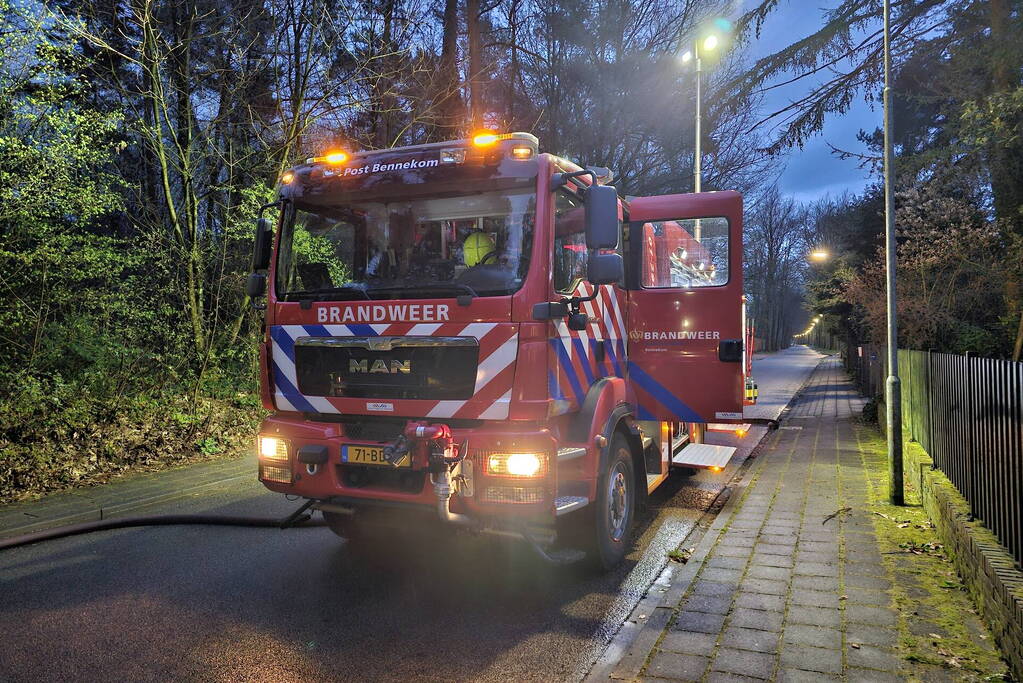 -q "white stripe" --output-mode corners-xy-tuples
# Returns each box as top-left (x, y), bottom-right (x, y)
(582, 297), (602, 340)
(608, 288), (627, 352)
(576, 327), (590, 360)
(558, 324), (574, 359)
(272, 341), (299, 385)
(458, 322), (497, 340)
(601, 292), (617, 340)
(274, 392), (297, 412)
(306, 396), (337, 413)
(370, 323), (390, 335)
(281, 325), (307, 342)
(473, 336), (517, 391)
(271, 340), (337, 413)
(427, 400), (463, 418)
(553, 320), (575, 359)
(407, 323), (442, 336)
(477, 391), (512, 420)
